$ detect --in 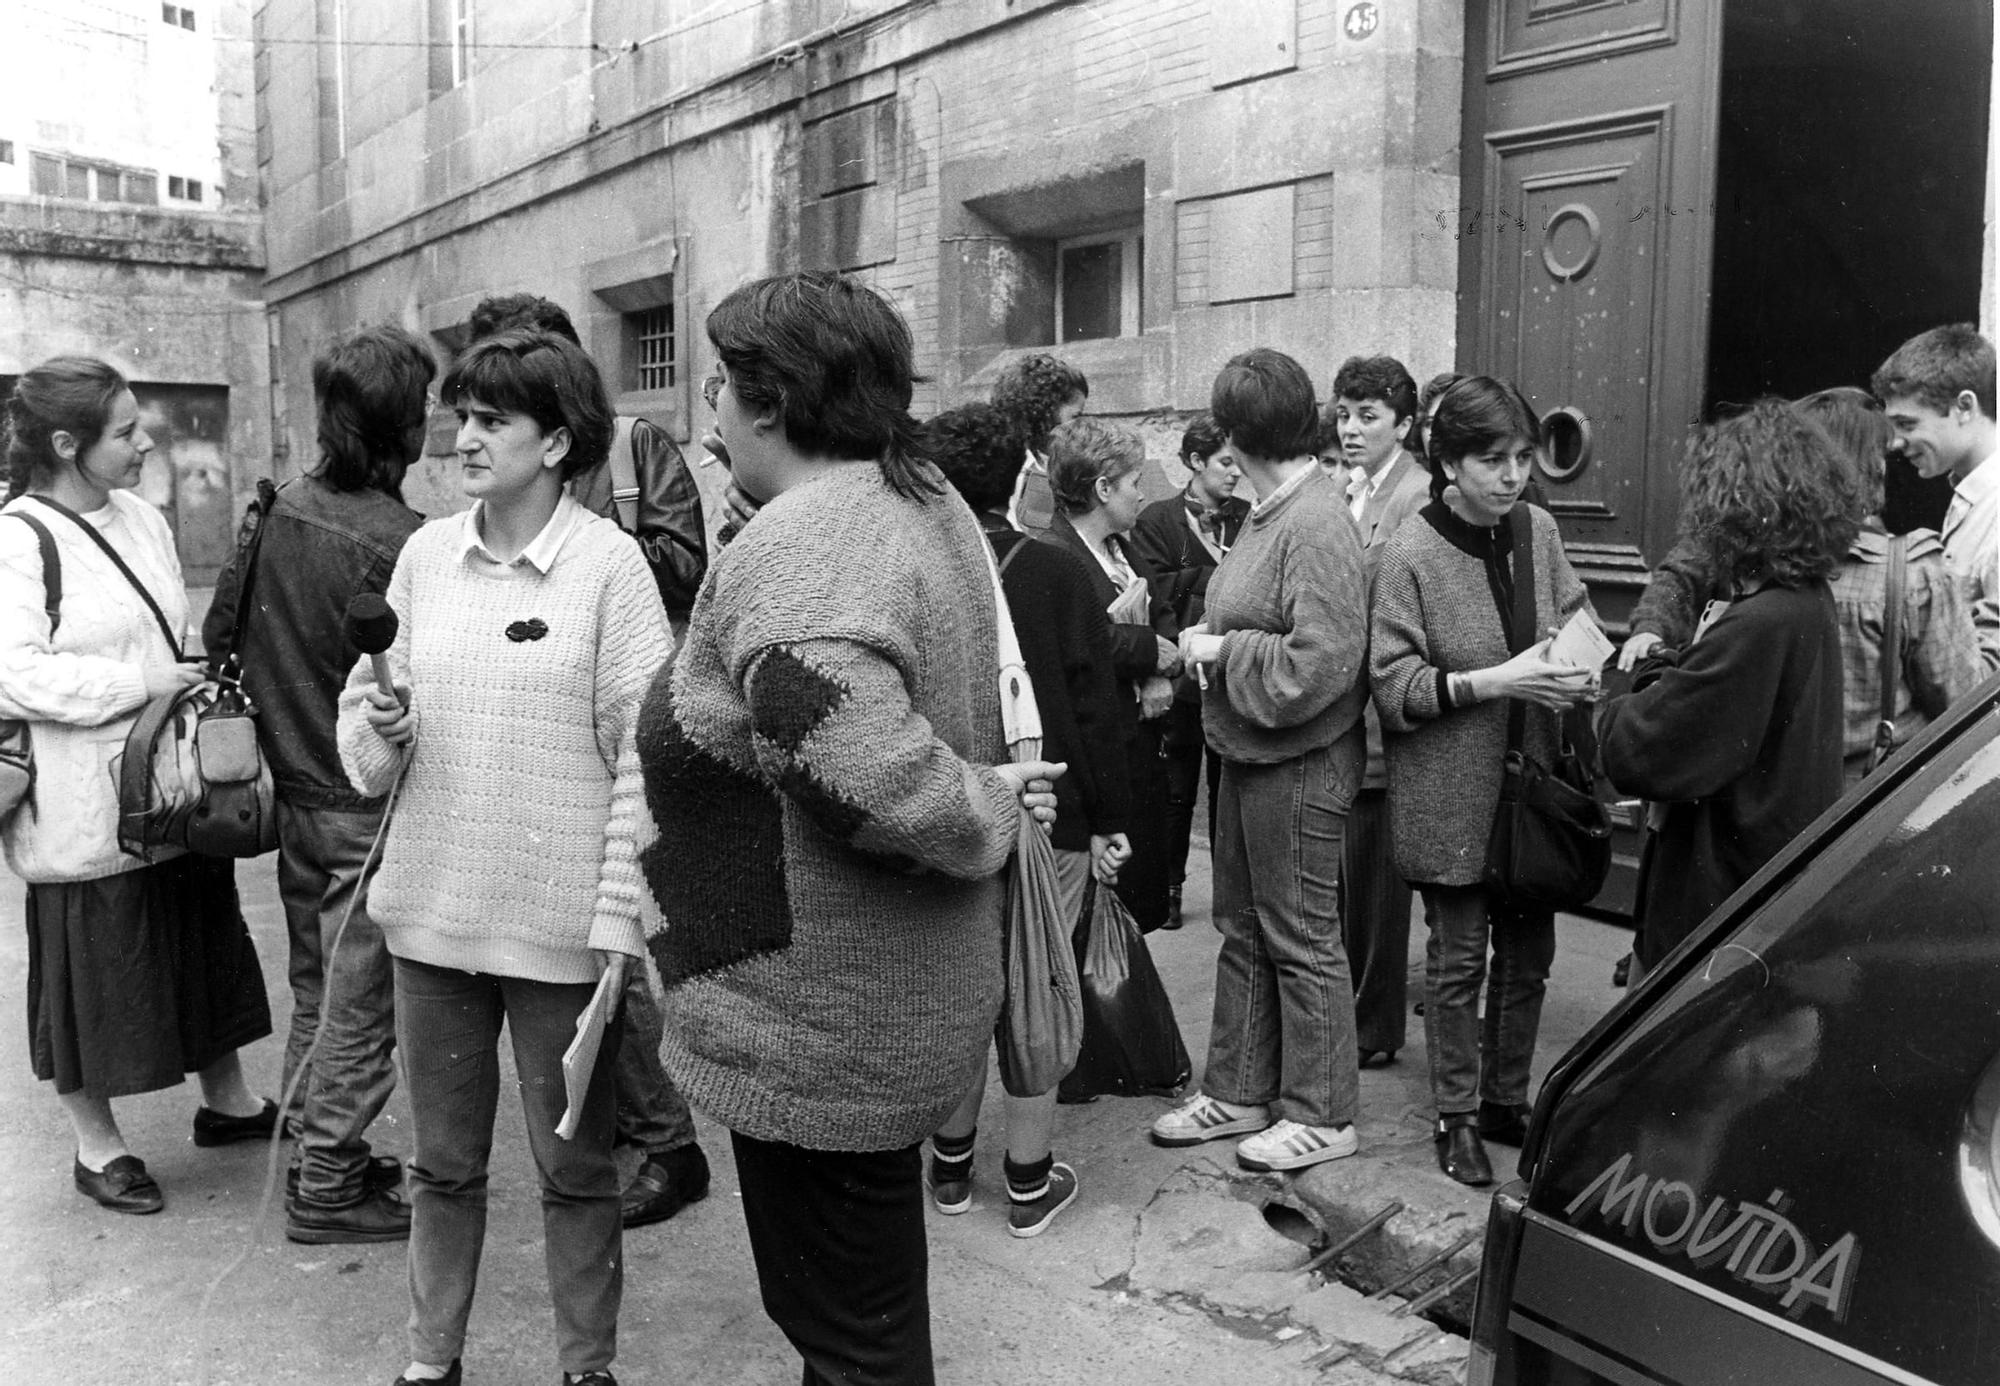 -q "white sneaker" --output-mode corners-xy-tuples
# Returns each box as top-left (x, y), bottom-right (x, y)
(1150, 1094), (1271, 1147)
(1235, 1119), (1359, 1172)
